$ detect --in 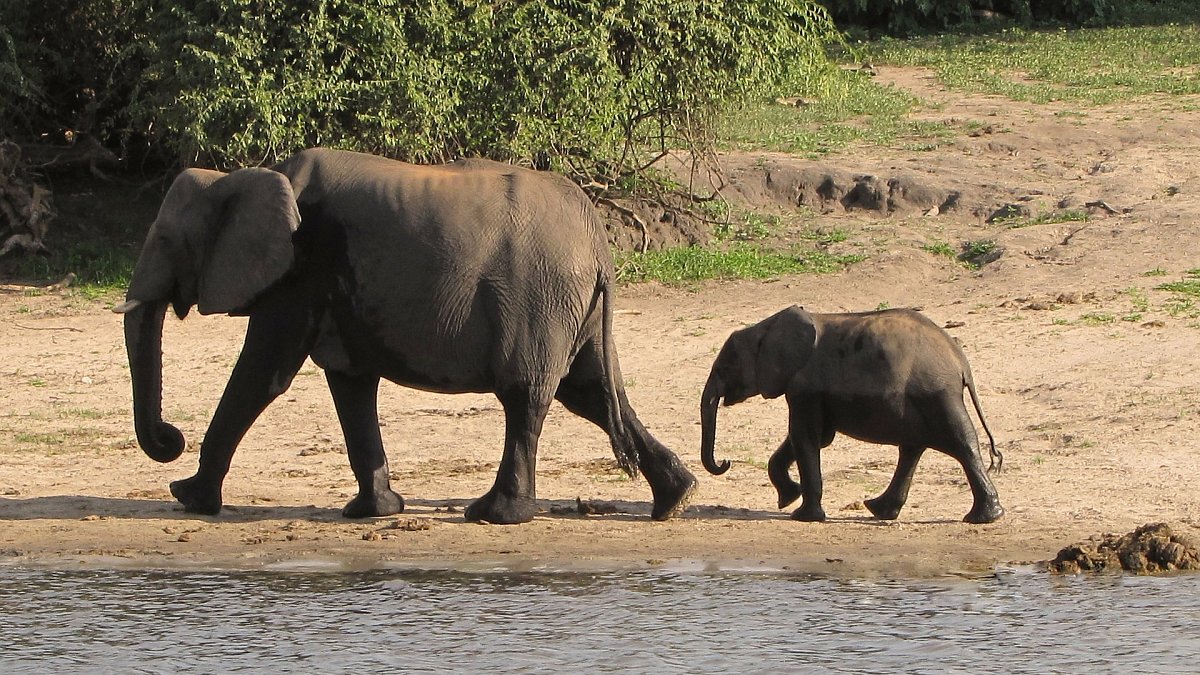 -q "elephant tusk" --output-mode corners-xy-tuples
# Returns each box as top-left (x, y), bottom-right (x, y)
(112, 299), (143, 314)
